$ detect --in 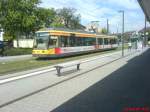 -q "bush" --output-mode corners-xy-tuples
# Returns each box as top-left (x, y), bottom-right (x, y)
(3, 47), (32, 56)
